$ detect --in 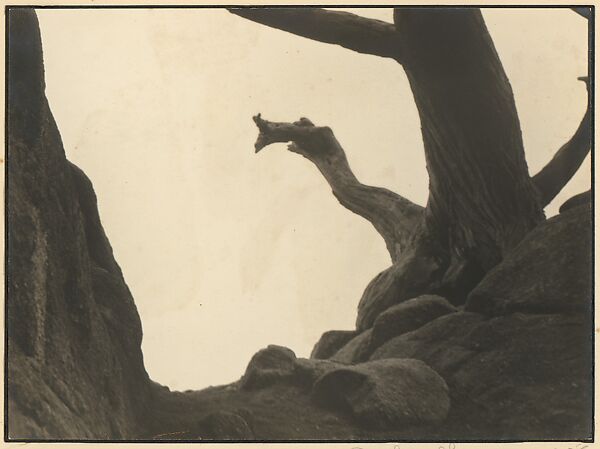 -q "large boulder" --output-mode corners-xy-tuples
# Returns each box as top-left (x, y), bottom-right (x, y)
(294, 358), (344, 387)
(370, 295), (456, 350)
(240, 345), (297, 390)
(355, 249), (442, 331)
(330, 330), (373, 364)
(312, 358), (450, 428)
(371, 312), (485, 371)
(310, 330), (358, 360)
(370, 311), (592, 439)
(241, 345), (343, 390)
(559, 190), (591, 213)
(465, 205), (592, 315)
(330, 295), (456, 364)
